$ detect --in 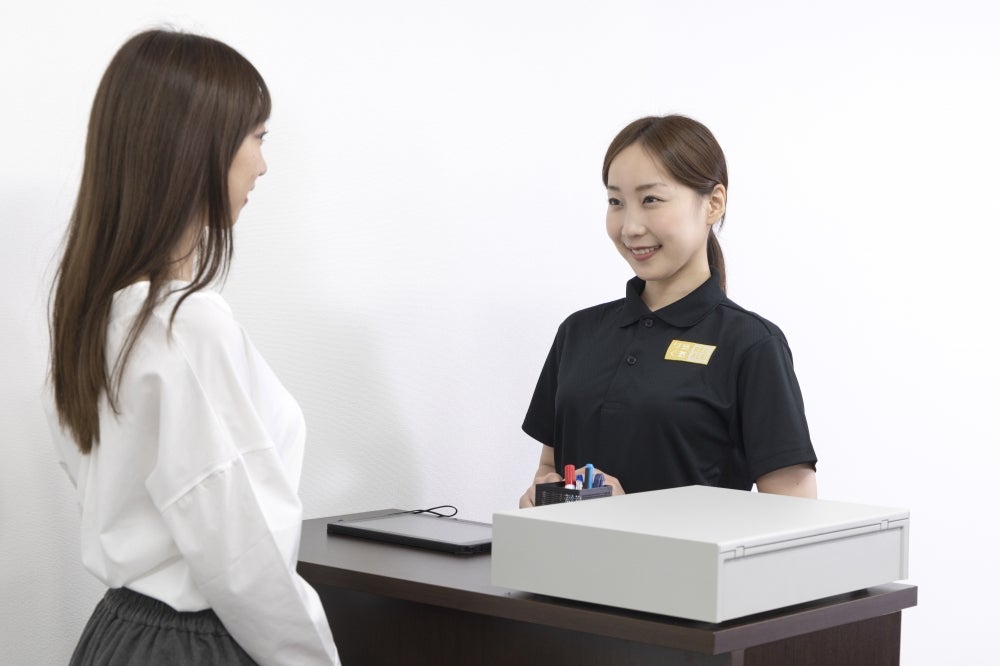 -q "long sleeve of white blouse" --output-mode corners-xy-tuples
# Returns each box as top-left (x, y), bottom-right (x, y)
(49, 285), (339, 665)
